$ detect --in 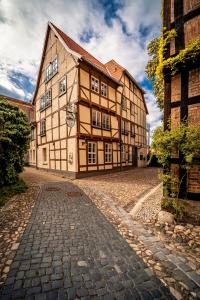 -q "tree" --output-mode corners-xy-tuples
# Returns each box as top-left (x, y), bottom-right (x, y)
(0, 99), (31, 186)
